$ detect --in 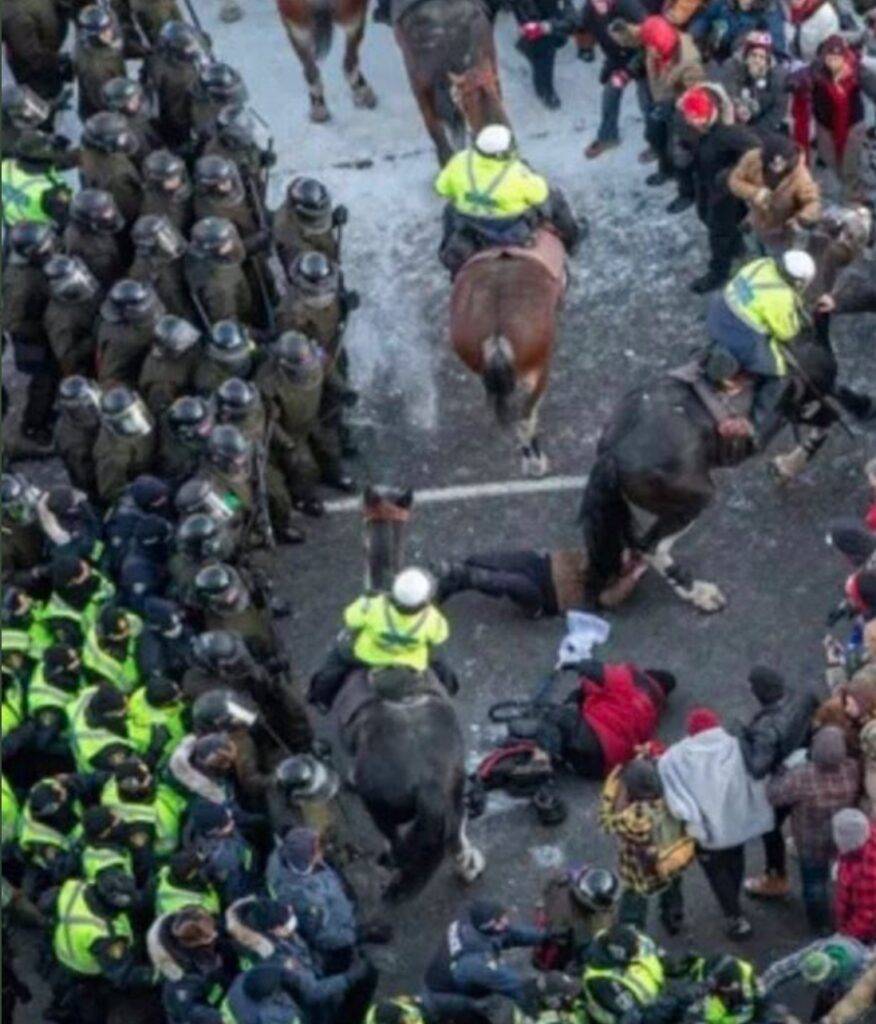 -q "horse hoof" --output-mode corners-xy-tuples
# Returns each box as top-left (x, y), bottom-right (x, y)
(521, 452), (550, 478)
(310, 104), (331, 123)
(686, 580), (726, 613)
(455, 846), (486, 883)
(353, 85), (378, 109)
(771, 447), (807, 484)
